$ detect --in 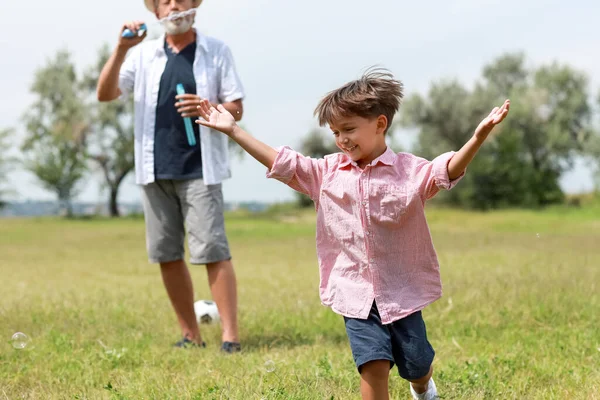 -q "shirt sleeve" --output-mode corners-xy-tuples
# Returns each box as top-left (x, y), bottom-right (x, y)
(118, 47), (138, 99)
(266, 146), (326, 202)
(217, 45), (245, 103)
(414, 151), (464, 200)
